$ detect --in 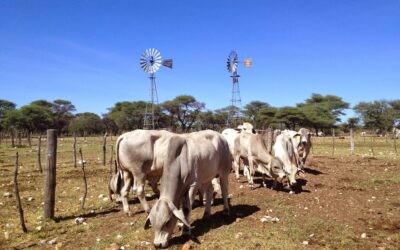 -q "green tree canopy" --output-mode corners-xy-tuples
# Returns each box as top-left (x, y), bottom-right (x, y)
(162, 95), (204, 131)
(69, 112), (105, 135)
(353, 100), (399, 133)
